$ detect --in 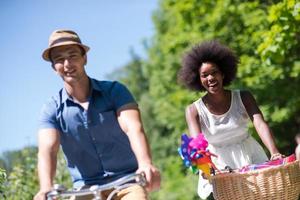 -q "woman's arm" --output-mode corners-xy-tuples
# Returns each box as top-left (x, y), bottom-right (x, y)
(185, 103), (202, 137)
(240, 91), (281, 158)
(295, 134), (300, 161)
